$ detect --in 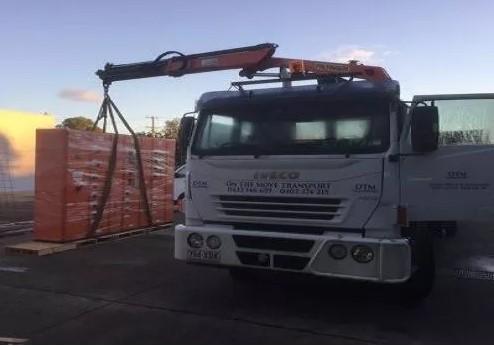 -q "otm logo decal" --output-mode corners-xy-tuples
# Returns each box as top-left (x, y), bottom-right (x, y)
(192, 180), (208, 188)
(353, 183), (378, 193)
